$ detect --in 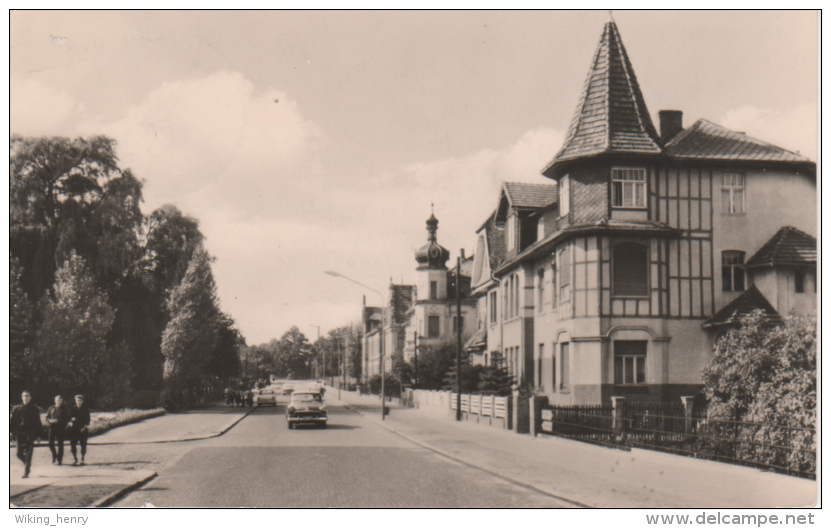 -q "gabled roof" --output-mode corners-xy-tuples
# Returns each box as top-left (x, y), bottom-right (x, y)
(503, 182), (558, 209)
(665, 119), (812, 163)
(702, 285), (782, 328)
(745, 226), (817, 268)
(543, 21), (661, 174)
